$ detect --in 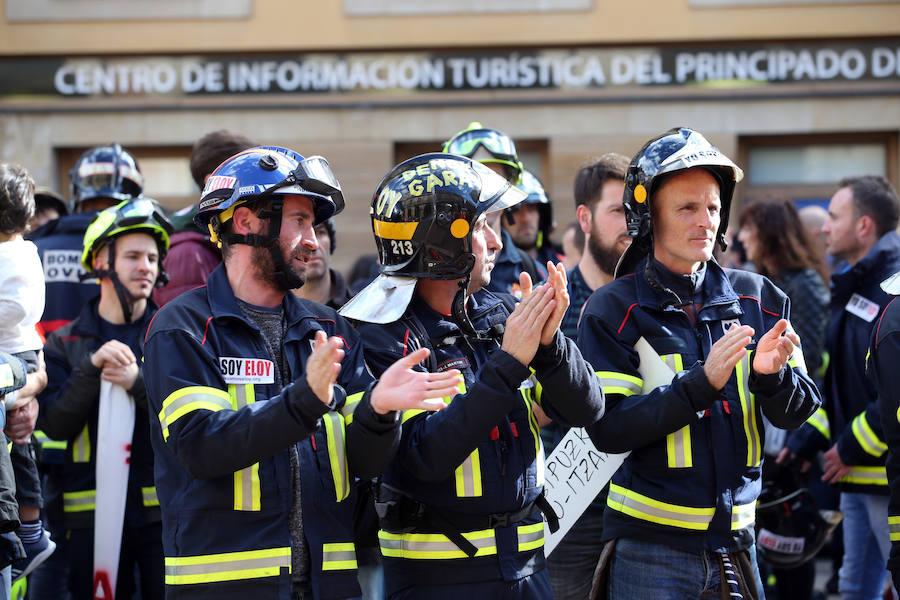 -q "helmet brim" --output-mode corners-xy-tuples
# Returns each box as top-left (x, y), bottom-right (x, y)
(338, 274), (418, 324)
